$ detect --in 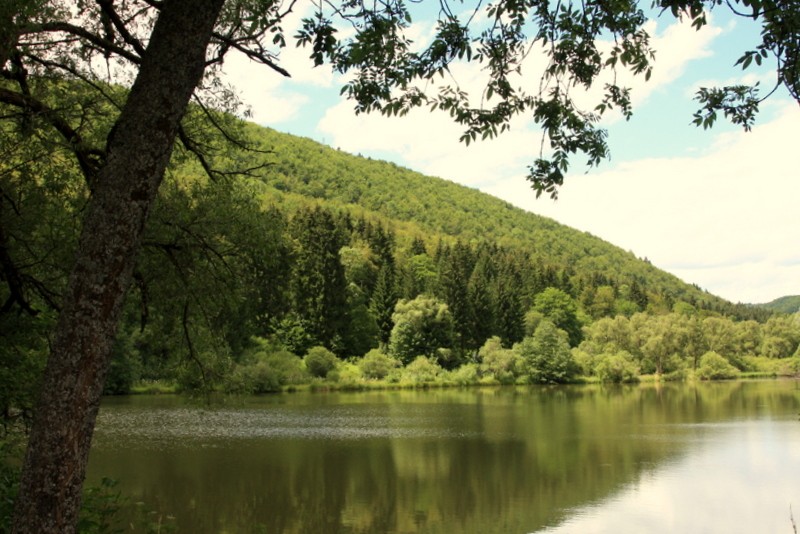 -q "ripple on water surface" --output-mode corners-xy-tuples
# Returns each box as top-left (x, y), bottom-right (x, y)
(92, 403), (478, 451)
